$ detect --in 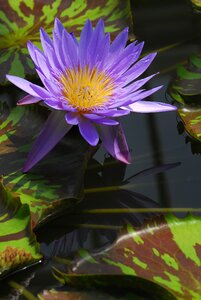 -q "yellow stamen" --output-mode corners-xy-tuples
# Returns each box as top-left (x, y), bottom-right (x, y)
(60, 66), (114, 111)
